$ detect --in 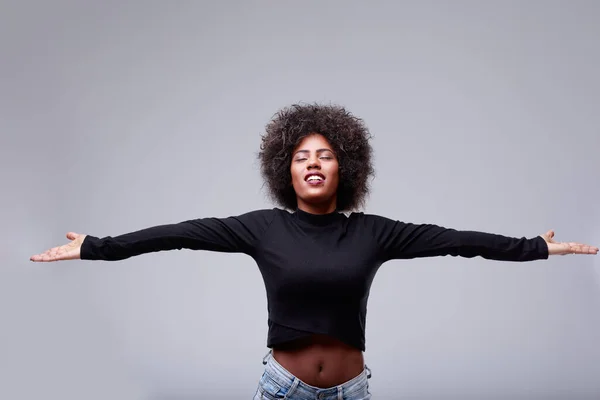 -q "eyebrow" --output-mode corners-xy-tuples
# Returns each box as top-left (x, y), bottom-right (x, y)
(293, 148), (334, 156)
